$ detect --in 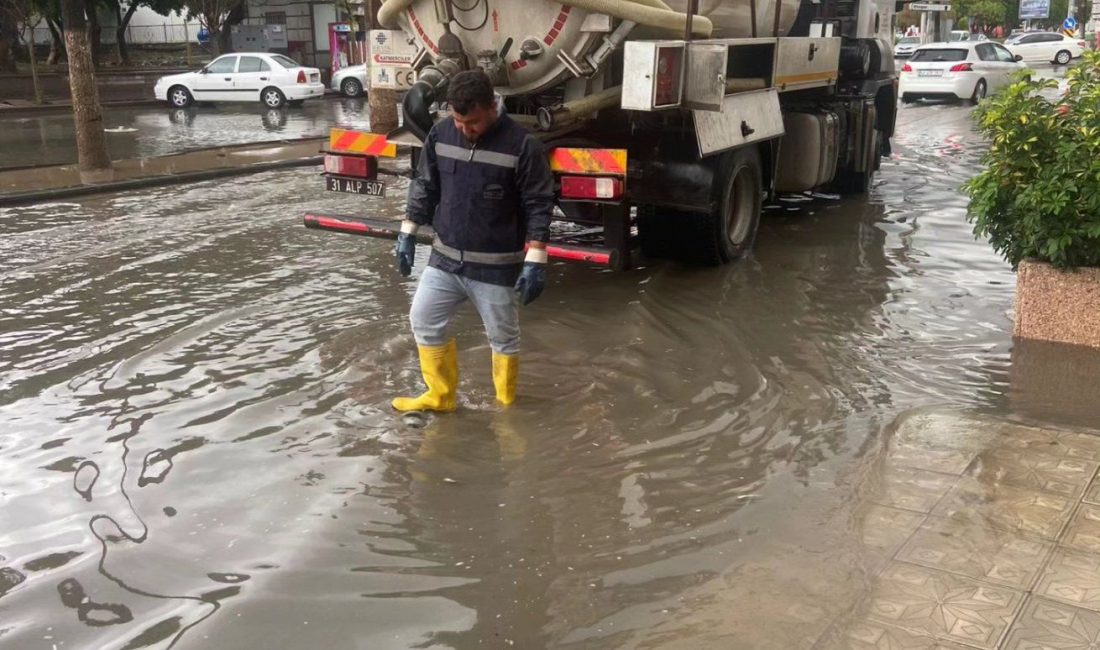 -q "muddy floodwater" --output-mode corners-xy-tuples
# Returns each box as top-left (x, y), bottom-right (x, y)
(0, 98), (373, 170)
(3, 100), (1100, 650)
